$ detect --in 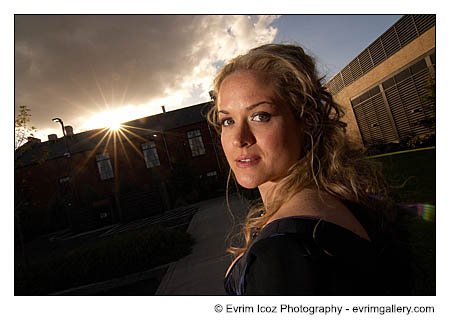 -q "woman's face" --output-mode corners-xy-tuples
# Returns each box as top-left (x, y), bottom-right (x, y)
(218, 70), (303, 190)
